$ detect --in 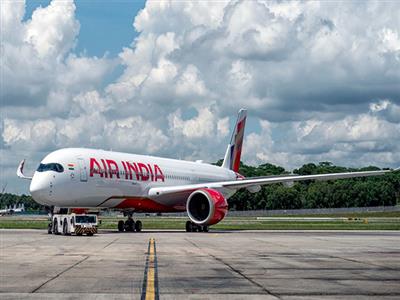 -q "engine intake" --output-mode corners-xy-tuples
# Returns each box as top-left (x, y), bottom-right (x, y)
(186, 188), (228, 226)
